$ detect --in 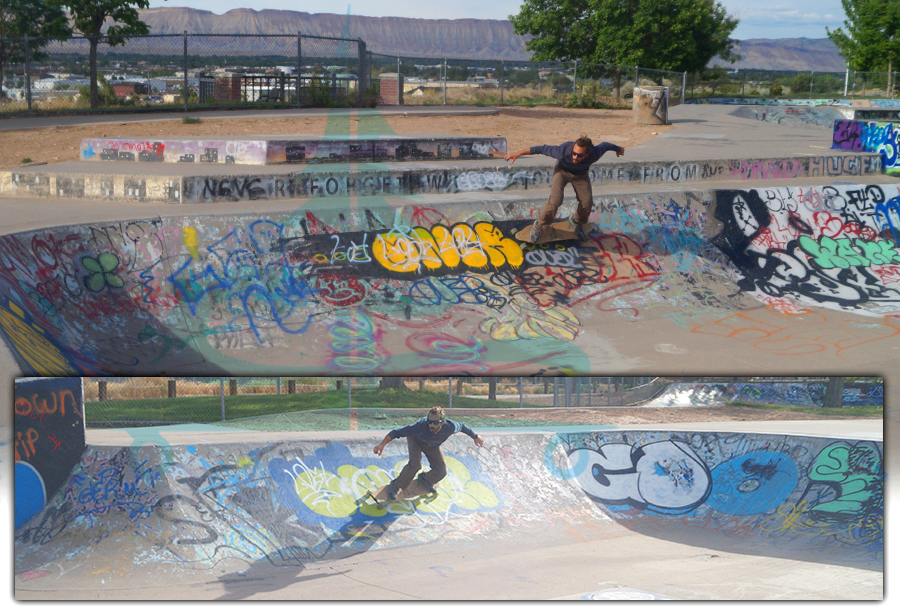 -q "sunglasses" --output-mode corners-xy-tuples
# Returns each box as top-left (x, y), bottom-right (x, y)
(427, 419), (444, 426)
(572, 150), (588, 159)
